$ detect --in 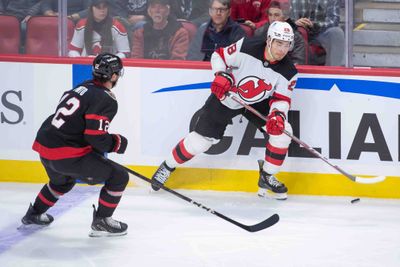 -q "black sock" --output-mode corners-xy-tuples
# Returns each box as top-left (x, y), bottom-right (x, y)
(97, 187), (124, 218)
(33, 184), (58, 214)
